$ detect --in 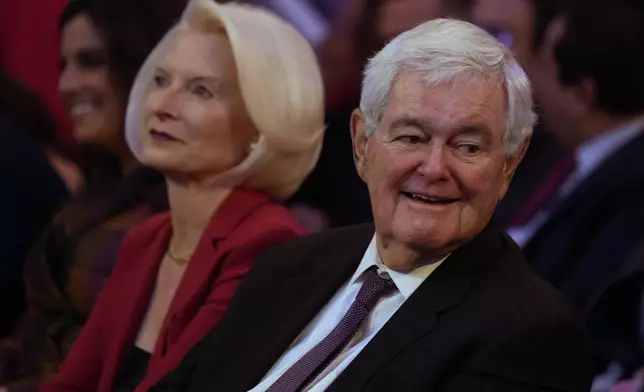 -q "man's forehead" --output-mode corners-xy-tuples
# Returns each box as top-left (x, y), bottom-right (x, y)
(385, 72), (506, 130)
